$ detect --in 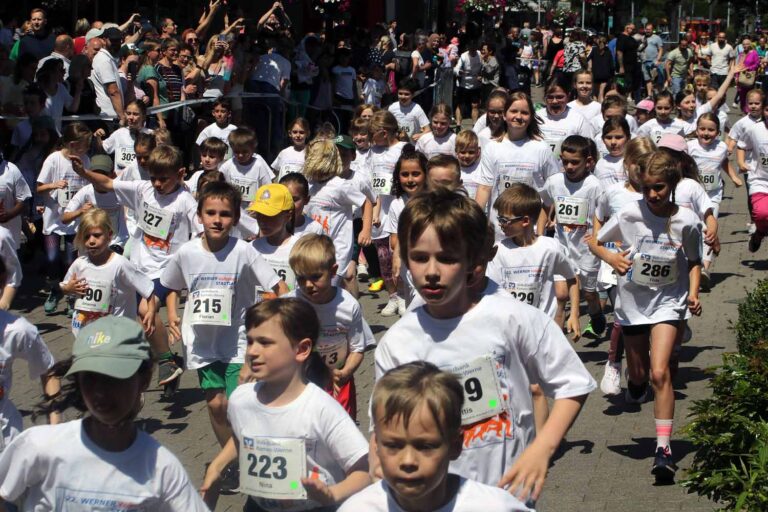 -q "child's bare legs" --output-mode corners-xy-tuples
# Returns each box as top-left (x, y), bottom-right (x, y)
(471, 99), (480, 123)
(340, 260), (359, 299)
(205, 389), (232, 447)
(530, 384), (549, 433)
(554, 278), (569, 329)
(582, 274), (607, 337)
